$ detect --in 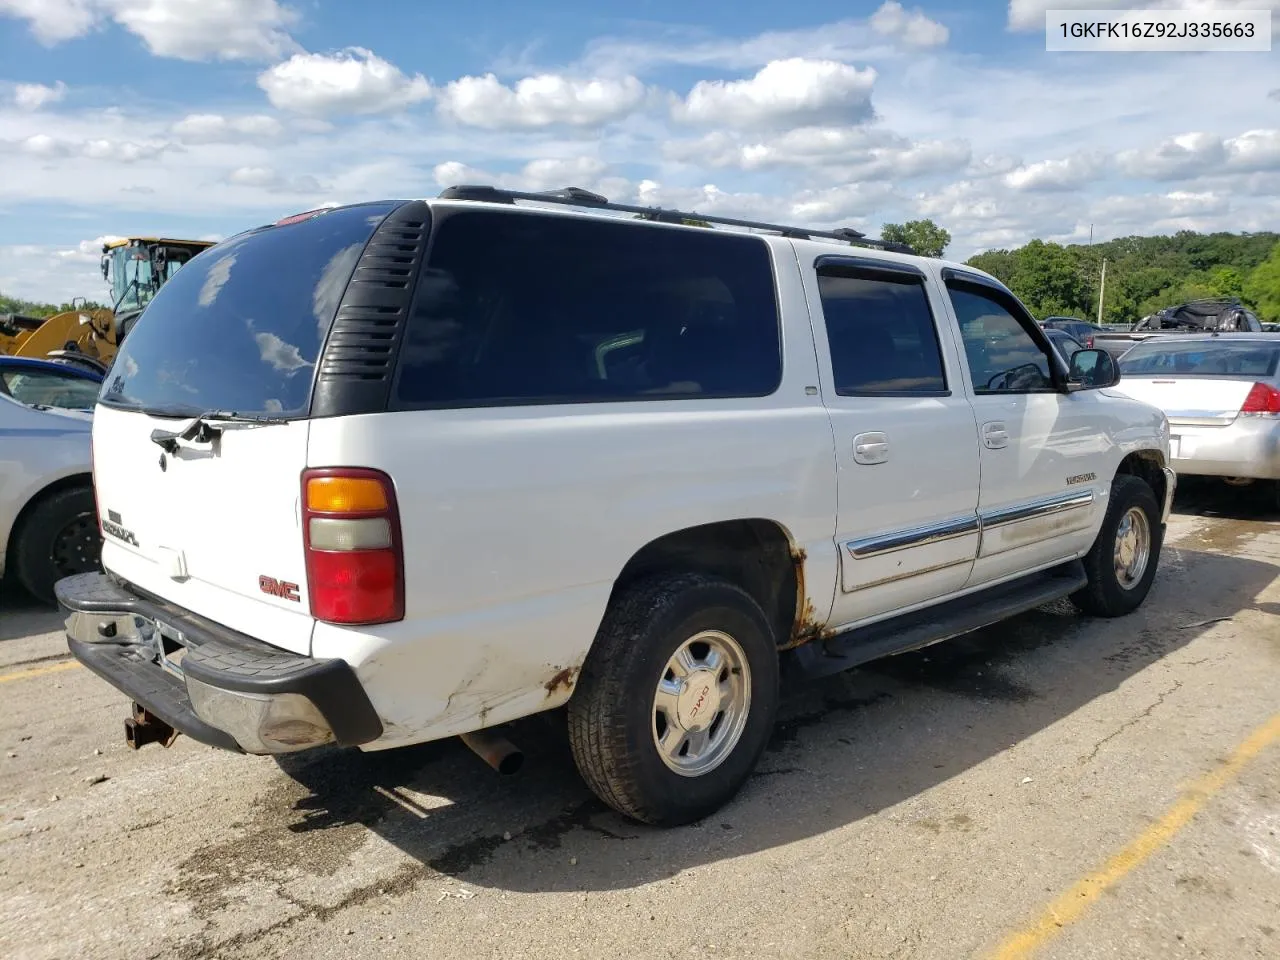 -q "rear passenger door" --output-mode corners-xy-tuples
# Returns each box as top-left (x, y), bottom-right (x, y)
(940, 272), (1104, 586)
(803, 255), (981, 629)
